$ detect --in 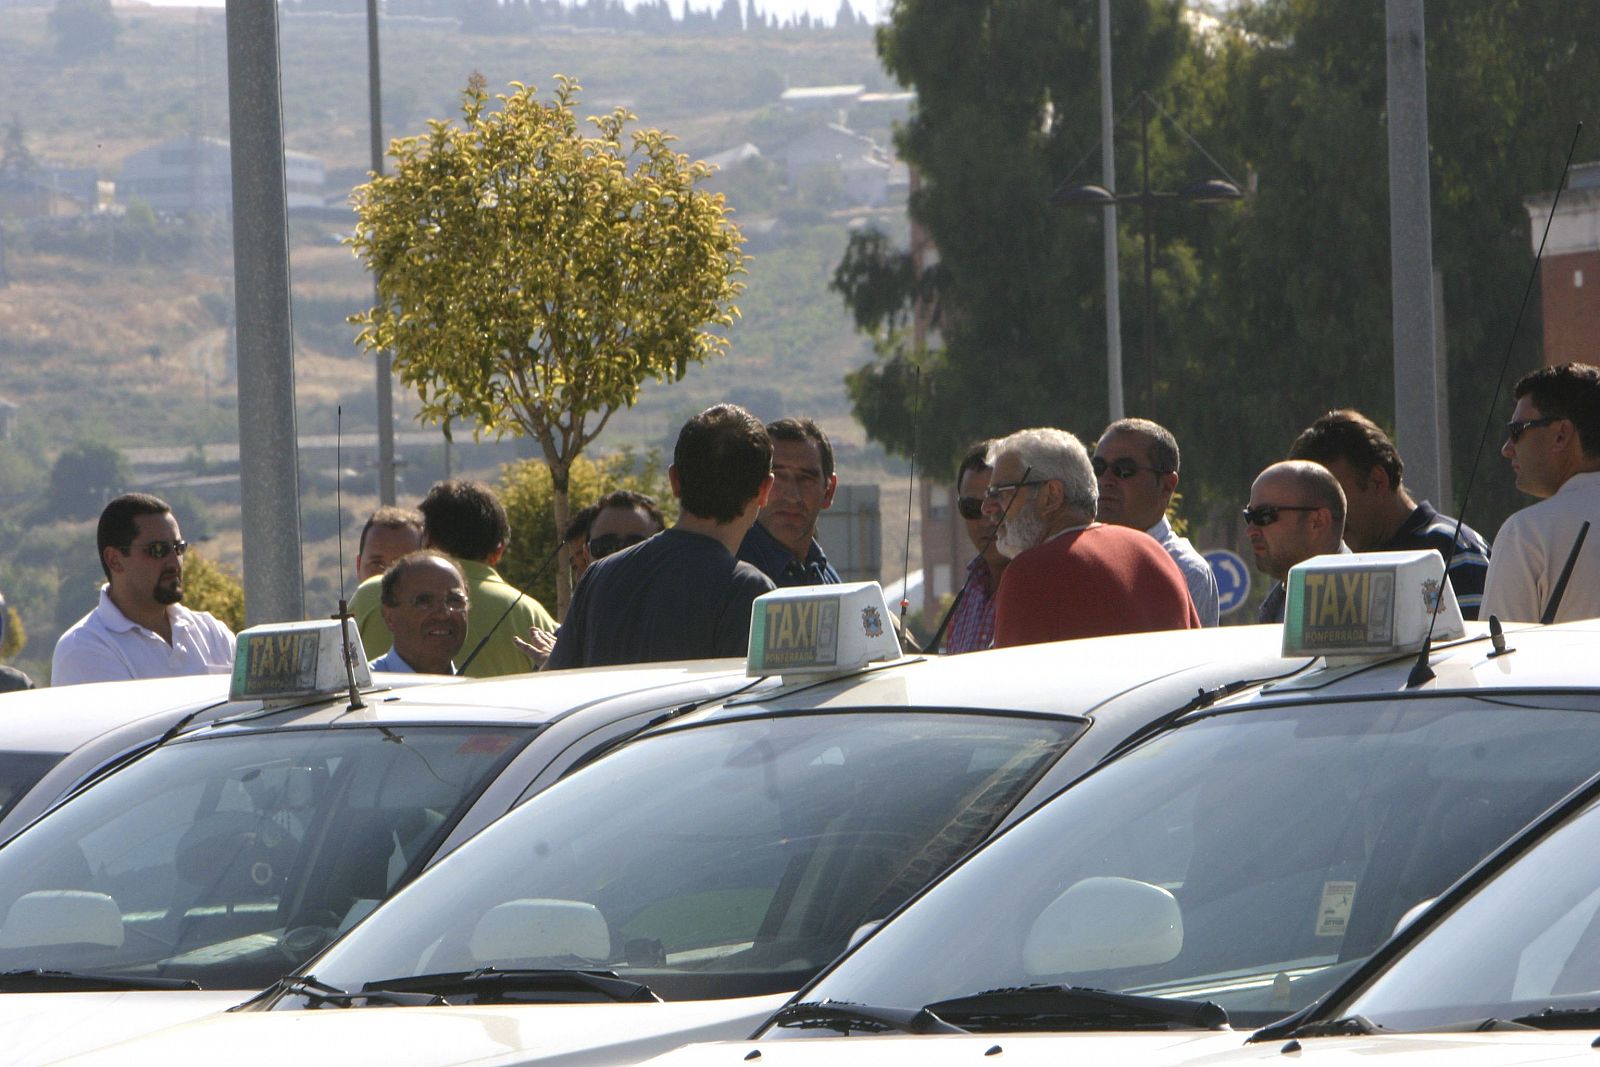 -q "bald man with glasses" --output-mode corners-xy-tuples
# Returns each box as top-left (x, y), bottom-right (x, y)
(1245, 461), (1349, 624)
(52, 493), (235, 686)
